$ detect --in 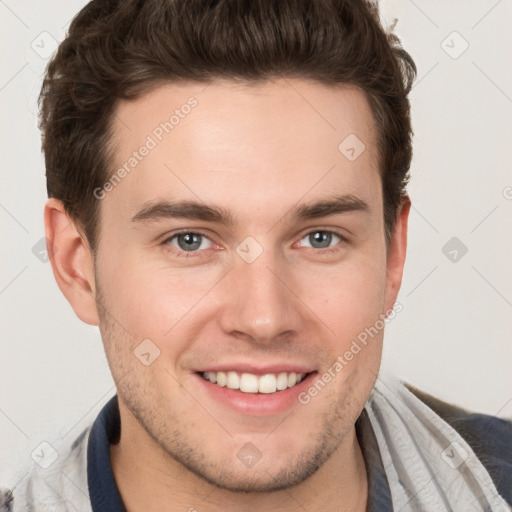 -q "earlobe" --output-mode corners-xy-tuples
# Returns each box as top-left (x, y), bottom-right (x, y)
(44, 198), (100, 326)
(384, 196), (411, 313)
